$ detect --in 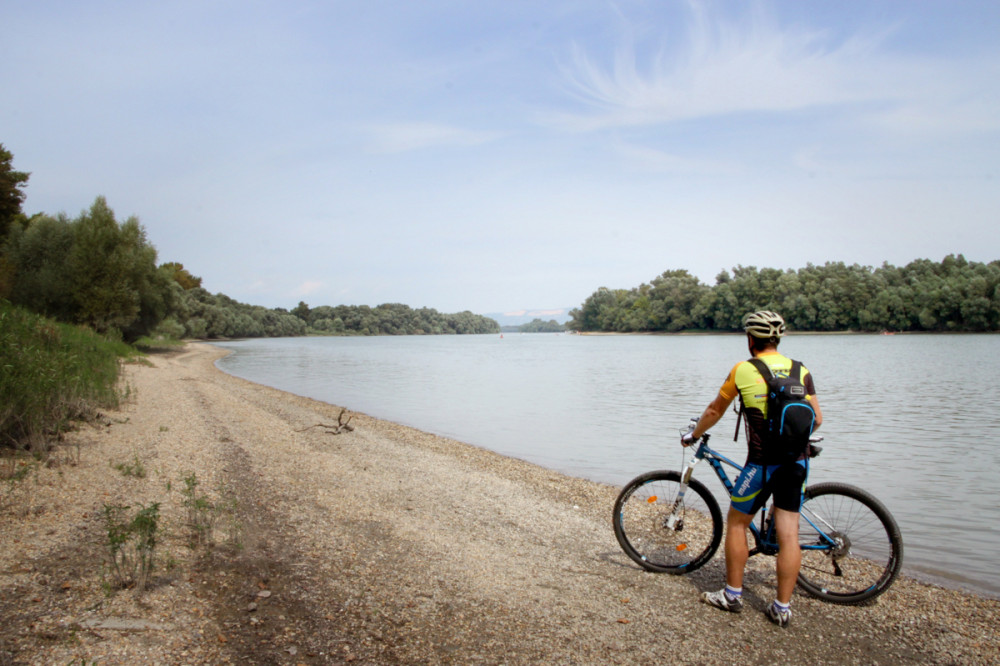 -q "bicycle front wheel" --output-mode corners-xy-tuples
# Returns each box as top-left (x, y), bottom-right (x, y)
(797, 482), (903, 604)
(613, 470), (723, 574)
